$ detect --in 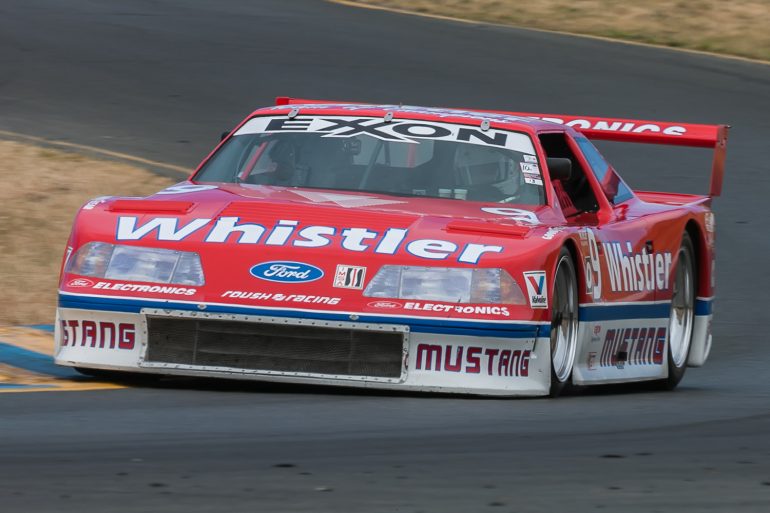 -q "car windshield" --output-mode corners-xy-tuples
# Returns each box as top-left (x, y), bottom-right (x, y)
(194, 115), (545, 205)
